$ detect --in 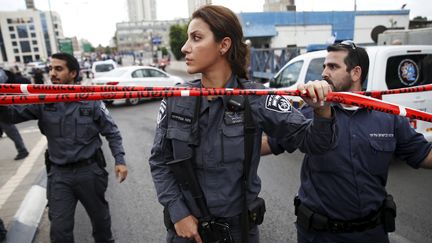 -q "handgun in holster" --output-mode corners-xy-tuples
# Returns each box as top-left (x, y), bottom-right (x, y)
(44, 149), (51, 173)
(166, 157), (234, 243)
(381, 194), (396, 233)
(94, 148), (107, 168)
